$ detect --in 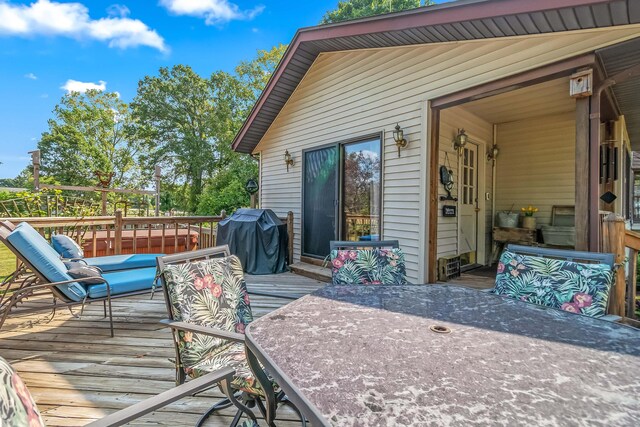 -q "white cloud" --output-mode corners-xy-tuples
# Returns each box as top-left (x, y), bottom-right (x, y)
(24, 72), (37, 79)
(159, 0), (264, 25)
(61, 79), (106, 93)
(0, 0), (167, 52)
